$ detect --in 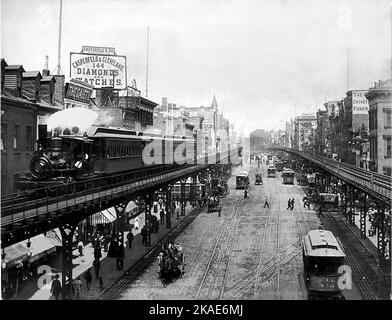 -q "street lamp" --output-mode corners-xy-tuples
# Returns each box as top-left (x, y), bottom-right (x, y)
(1, 249), (6, 270)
